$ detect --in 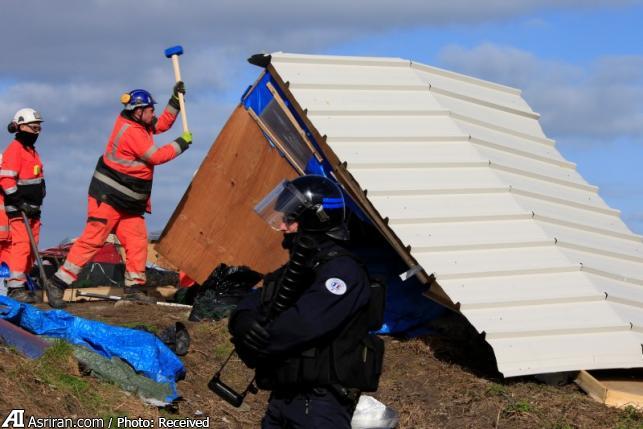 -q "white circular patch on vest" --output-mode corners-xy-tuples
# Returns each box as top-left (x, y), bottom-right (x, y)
(325, 278), (347, 295)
